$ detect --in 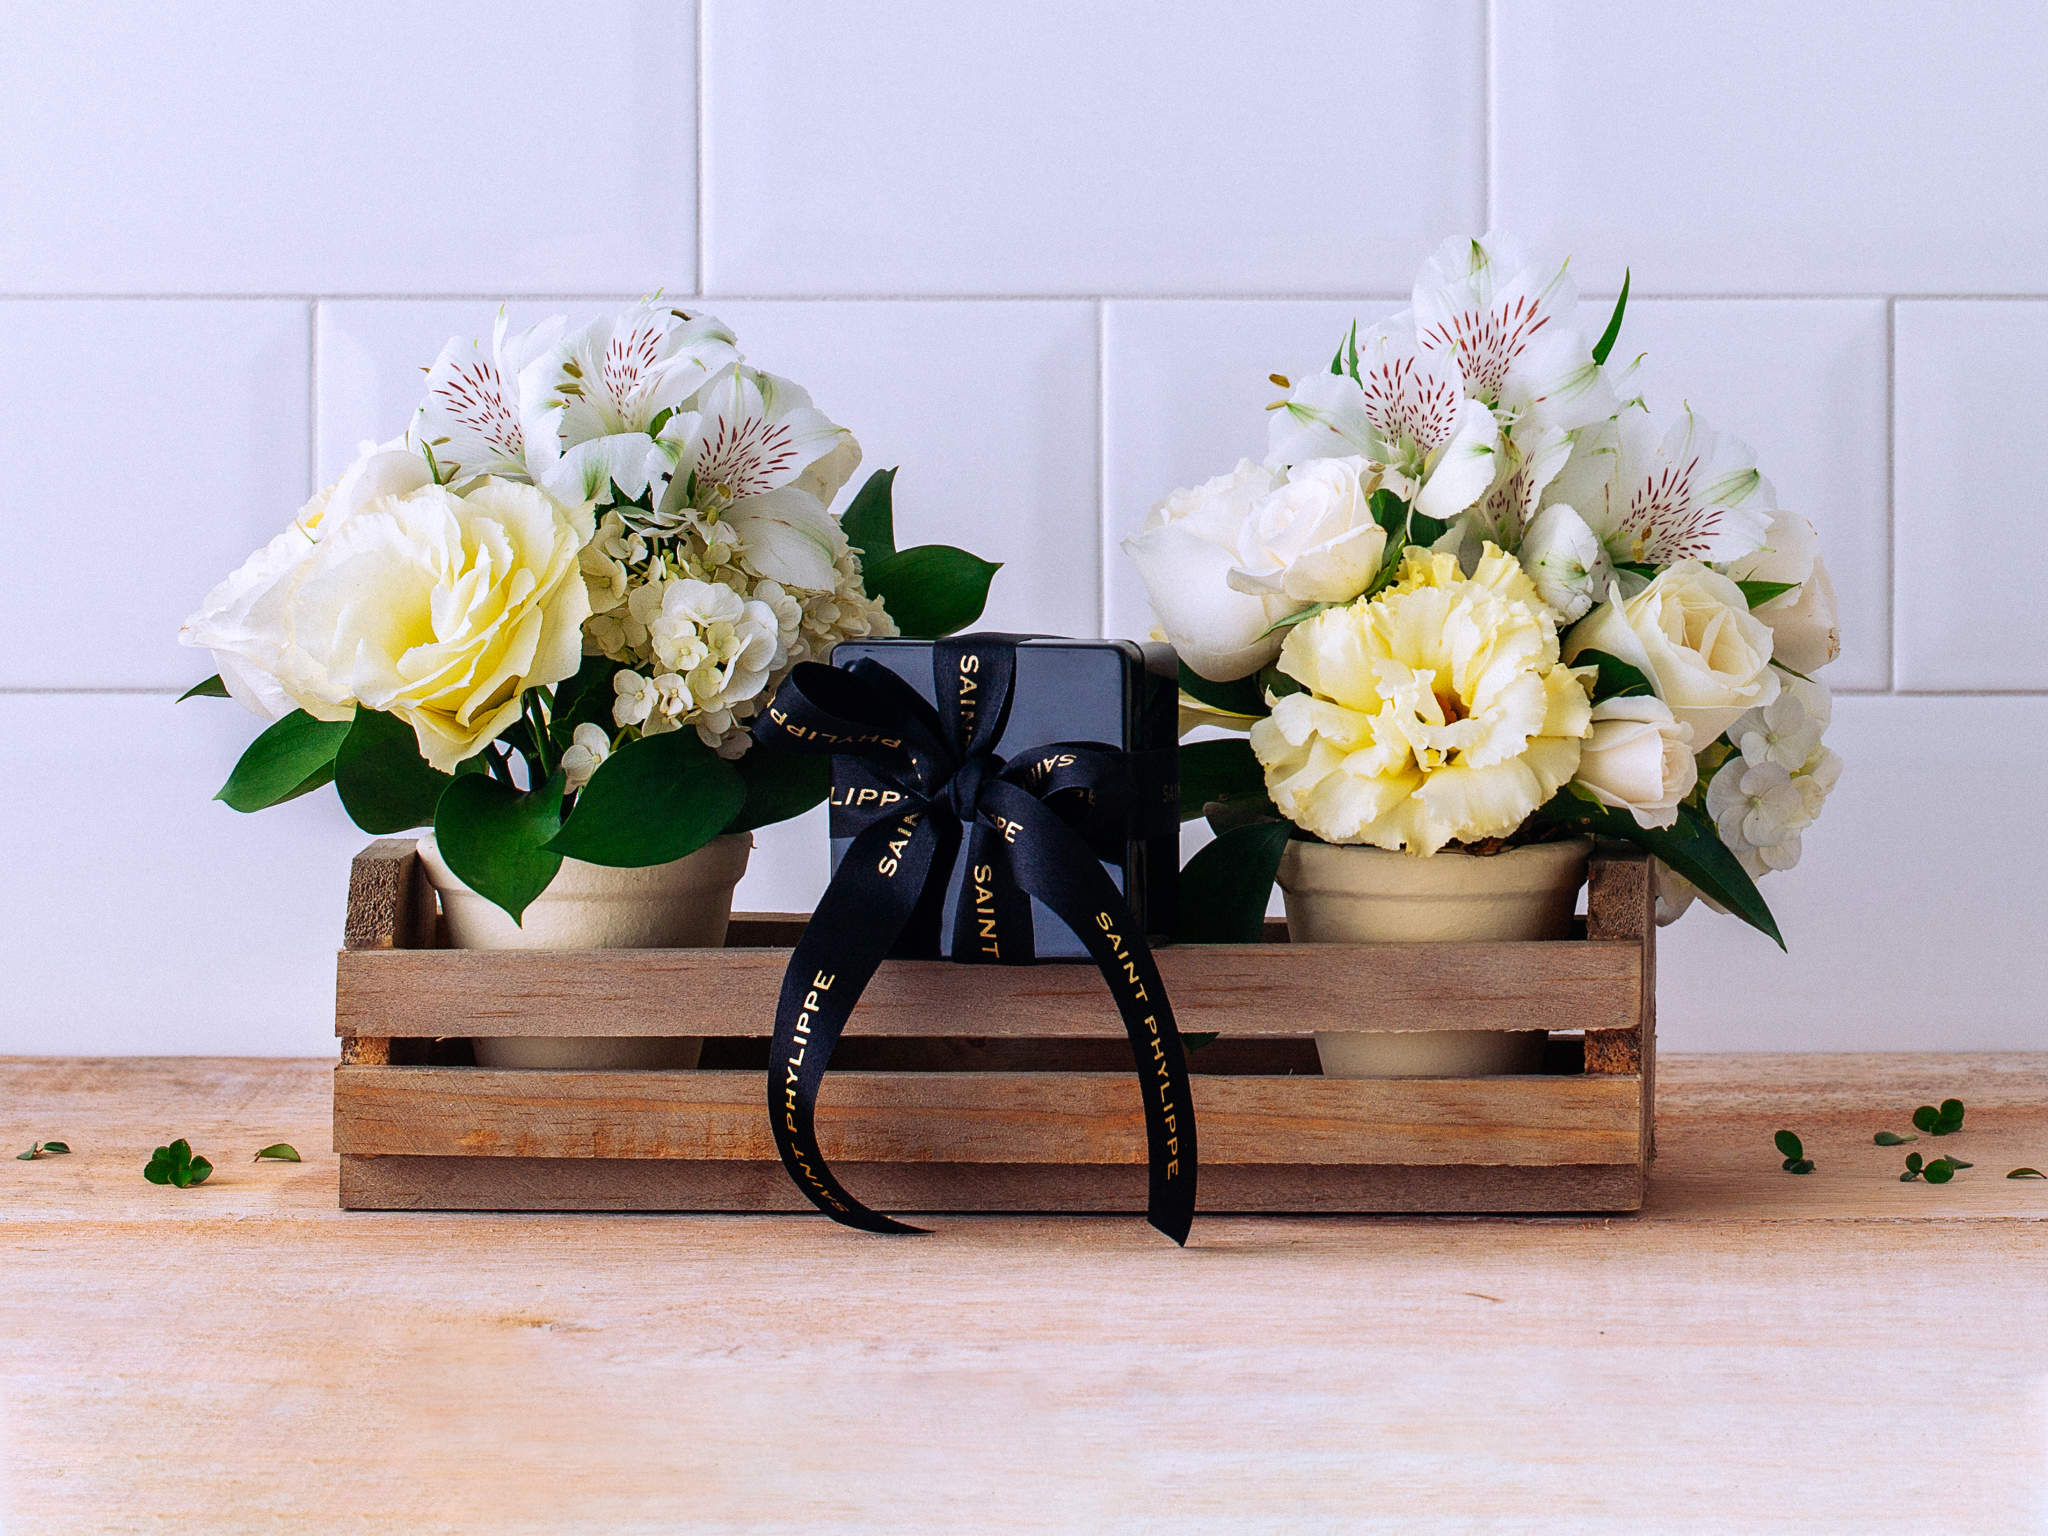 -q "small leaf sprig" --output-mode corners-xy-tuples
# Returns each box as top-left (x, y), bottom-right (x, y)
(1873, 1130), (1916, 1146)
(143, 1139), (213, 1188)
(2009, 1168), (2046, 1180)
(253, 1144), (301, 1162)
(1774, 1130), (1815, 1175)
(16, 1140), (71, 1160)
(1900, 1151), (1972, 1184)
(1911, 1099), (1966, 1137)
